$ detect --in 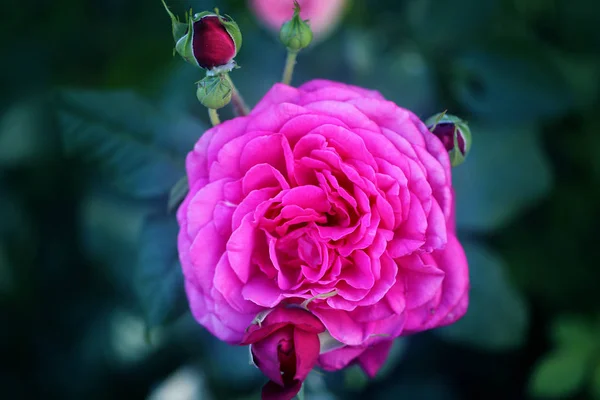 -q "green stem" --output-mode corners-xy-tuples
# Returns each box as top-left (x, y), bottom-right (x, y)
(224, 73), (250, 116)
(282, 50), (299, 85)
(208, 108), (220, 126)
